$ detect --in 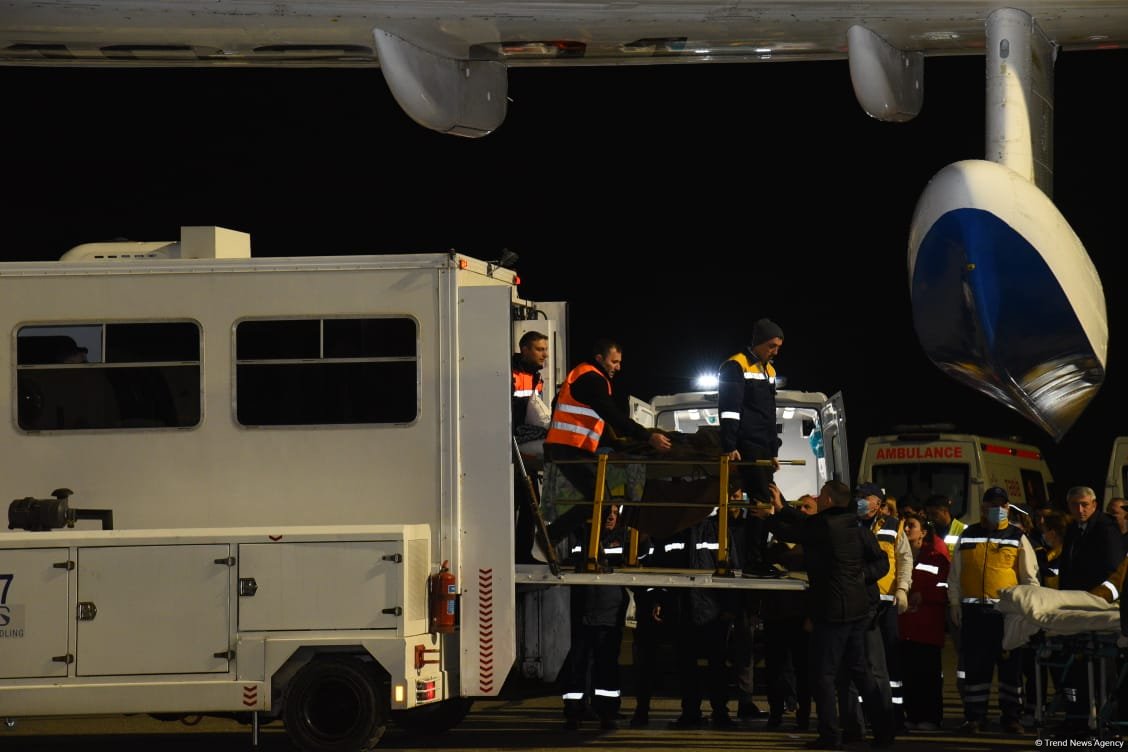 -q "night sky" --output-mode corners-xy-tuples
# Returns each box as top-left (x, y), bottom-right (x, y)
(3, 48), (1127, 495)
